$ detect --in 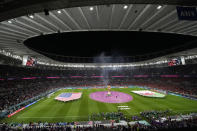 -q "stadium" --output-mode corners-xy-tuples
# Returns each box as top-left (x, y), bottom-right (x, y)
(1, 0), (197, 130)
